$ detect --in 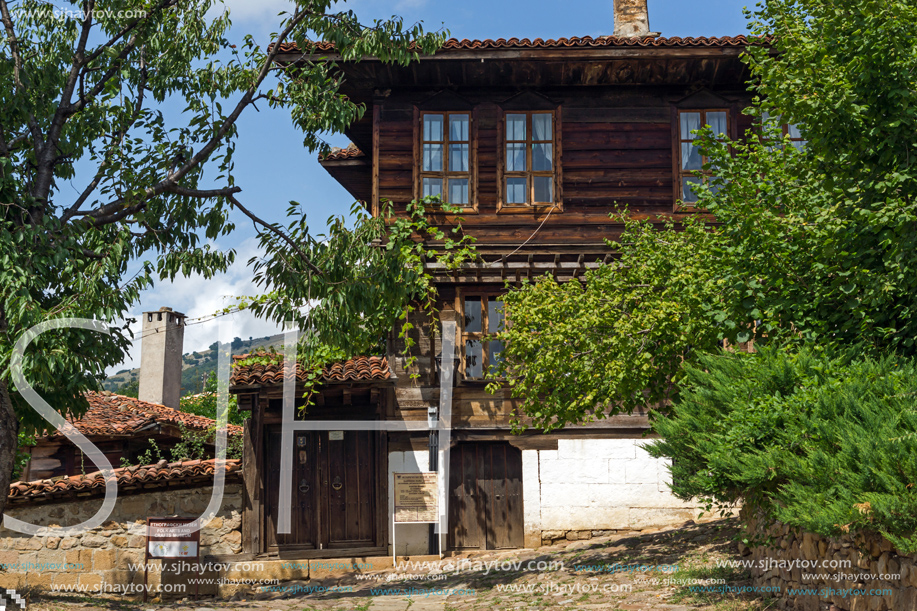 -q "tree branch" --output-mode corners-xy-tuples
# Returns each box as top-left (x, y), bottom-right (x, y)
(0, 0), (43, 159)
(223, 193), (324, 278)
(61, 48), (149, 224)
(72, 6), (310, 227)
